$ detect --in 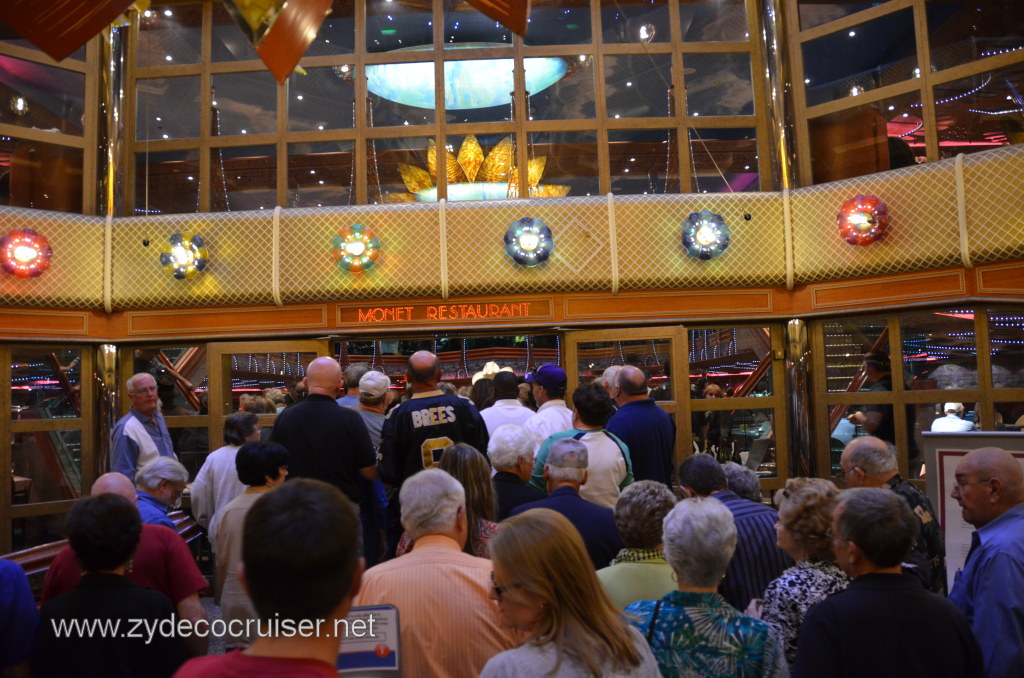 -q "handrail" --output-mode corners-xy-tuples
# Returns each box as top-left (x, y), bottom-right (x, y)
(47, 352), (81, 417)
(156, 350), (202, 412)
(827, 327), (890, 434)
